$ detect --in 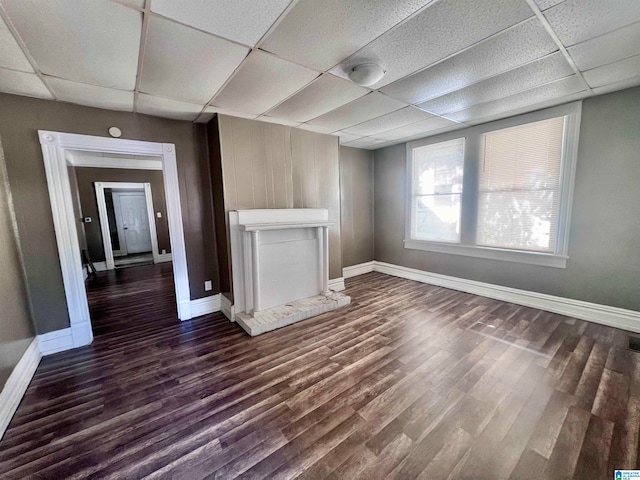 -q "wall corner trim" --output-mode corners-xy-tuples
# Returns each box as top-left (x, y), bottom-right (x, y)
(154, 253), (173, 264)
(221, 294), (235, 322)
(343, 261), (375, 278)
(329, 277), (346, 292)
(362, 261), (640, 333)
(190, 294), (221, 318)
(38, 328), (74, 355)
(0, 338), (41, 440)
